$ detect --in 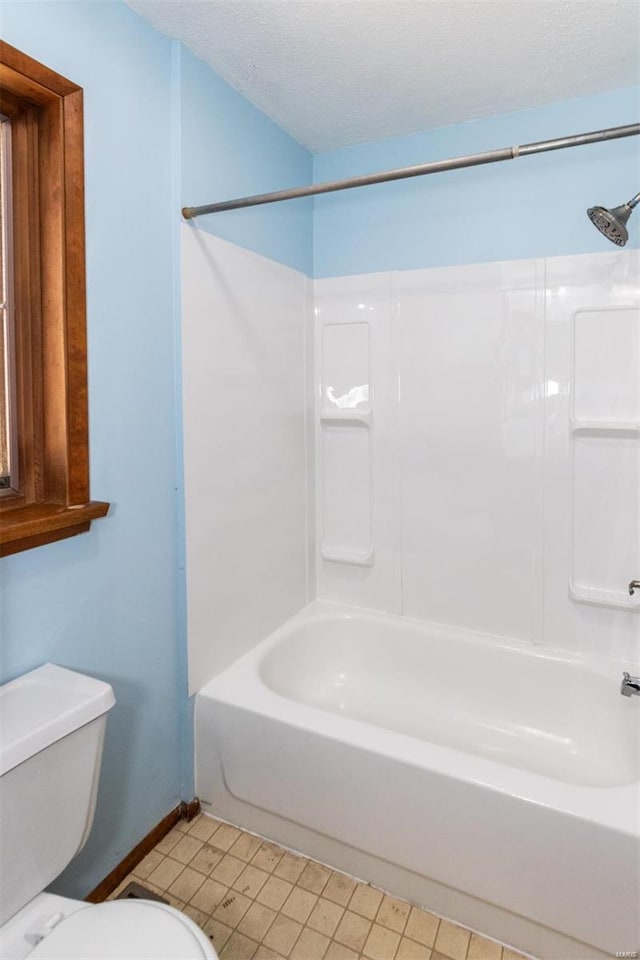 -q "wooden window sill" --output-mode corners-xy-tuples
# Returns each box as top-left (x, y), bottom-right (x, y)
(1, 43), (107, 557)
(0, 501), (109, 556)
